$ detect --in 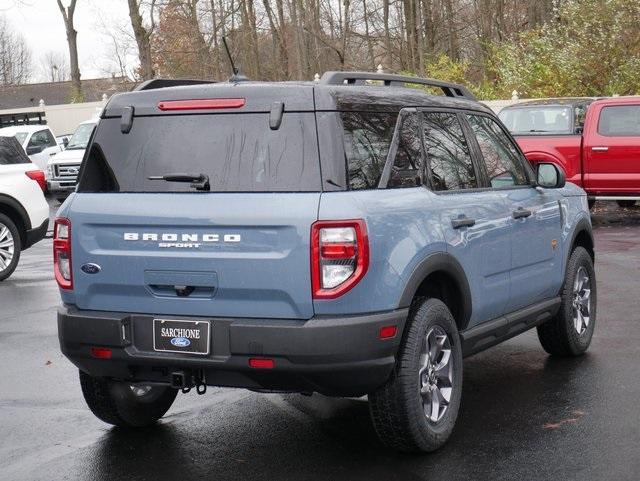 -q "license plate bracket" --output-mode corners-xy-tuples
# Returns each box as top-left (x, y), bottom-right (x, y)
(153, 319), (210, 355)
